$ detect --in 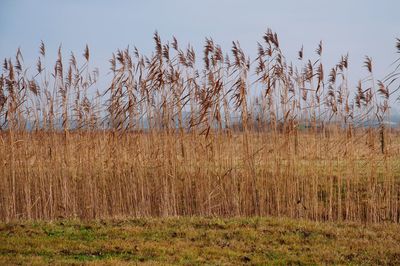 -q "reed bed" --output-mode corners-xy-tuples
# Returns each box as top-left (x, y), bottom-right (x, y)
(0, 30), (400, 222)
